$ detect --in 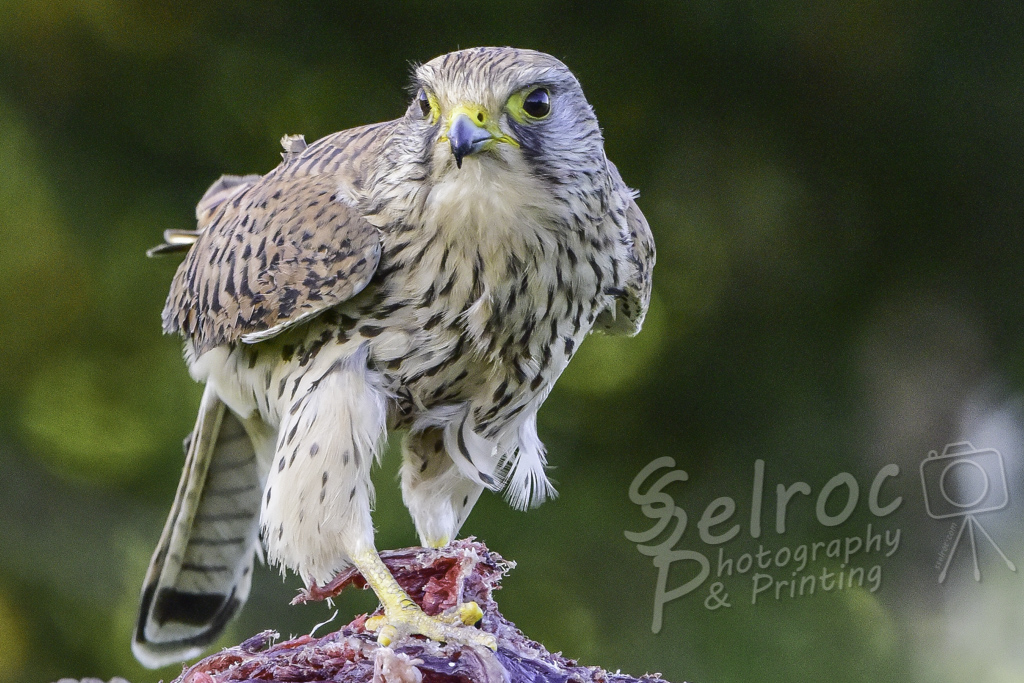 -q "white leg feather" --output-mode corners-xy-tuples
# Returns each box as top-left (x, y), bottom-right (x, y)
(504, 413), (557, 510)
(260, 345), (388, 585)
(400, 429), (484, 547)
